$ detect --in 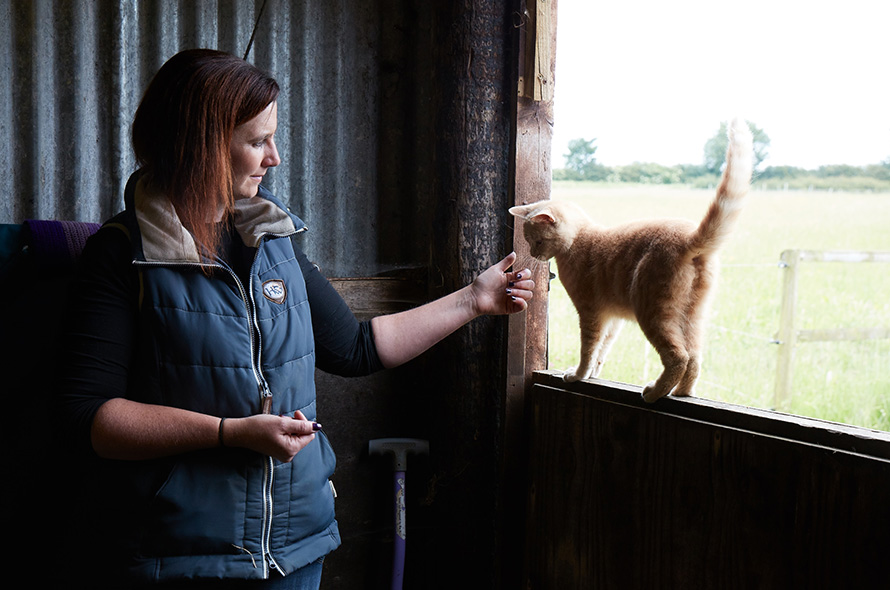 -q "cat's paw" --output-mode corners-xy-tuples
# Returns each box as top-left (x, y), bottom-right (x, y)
(670, 387), (694, 398)
(562, 367), (583, 382)
(642, 382), (667, 403)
